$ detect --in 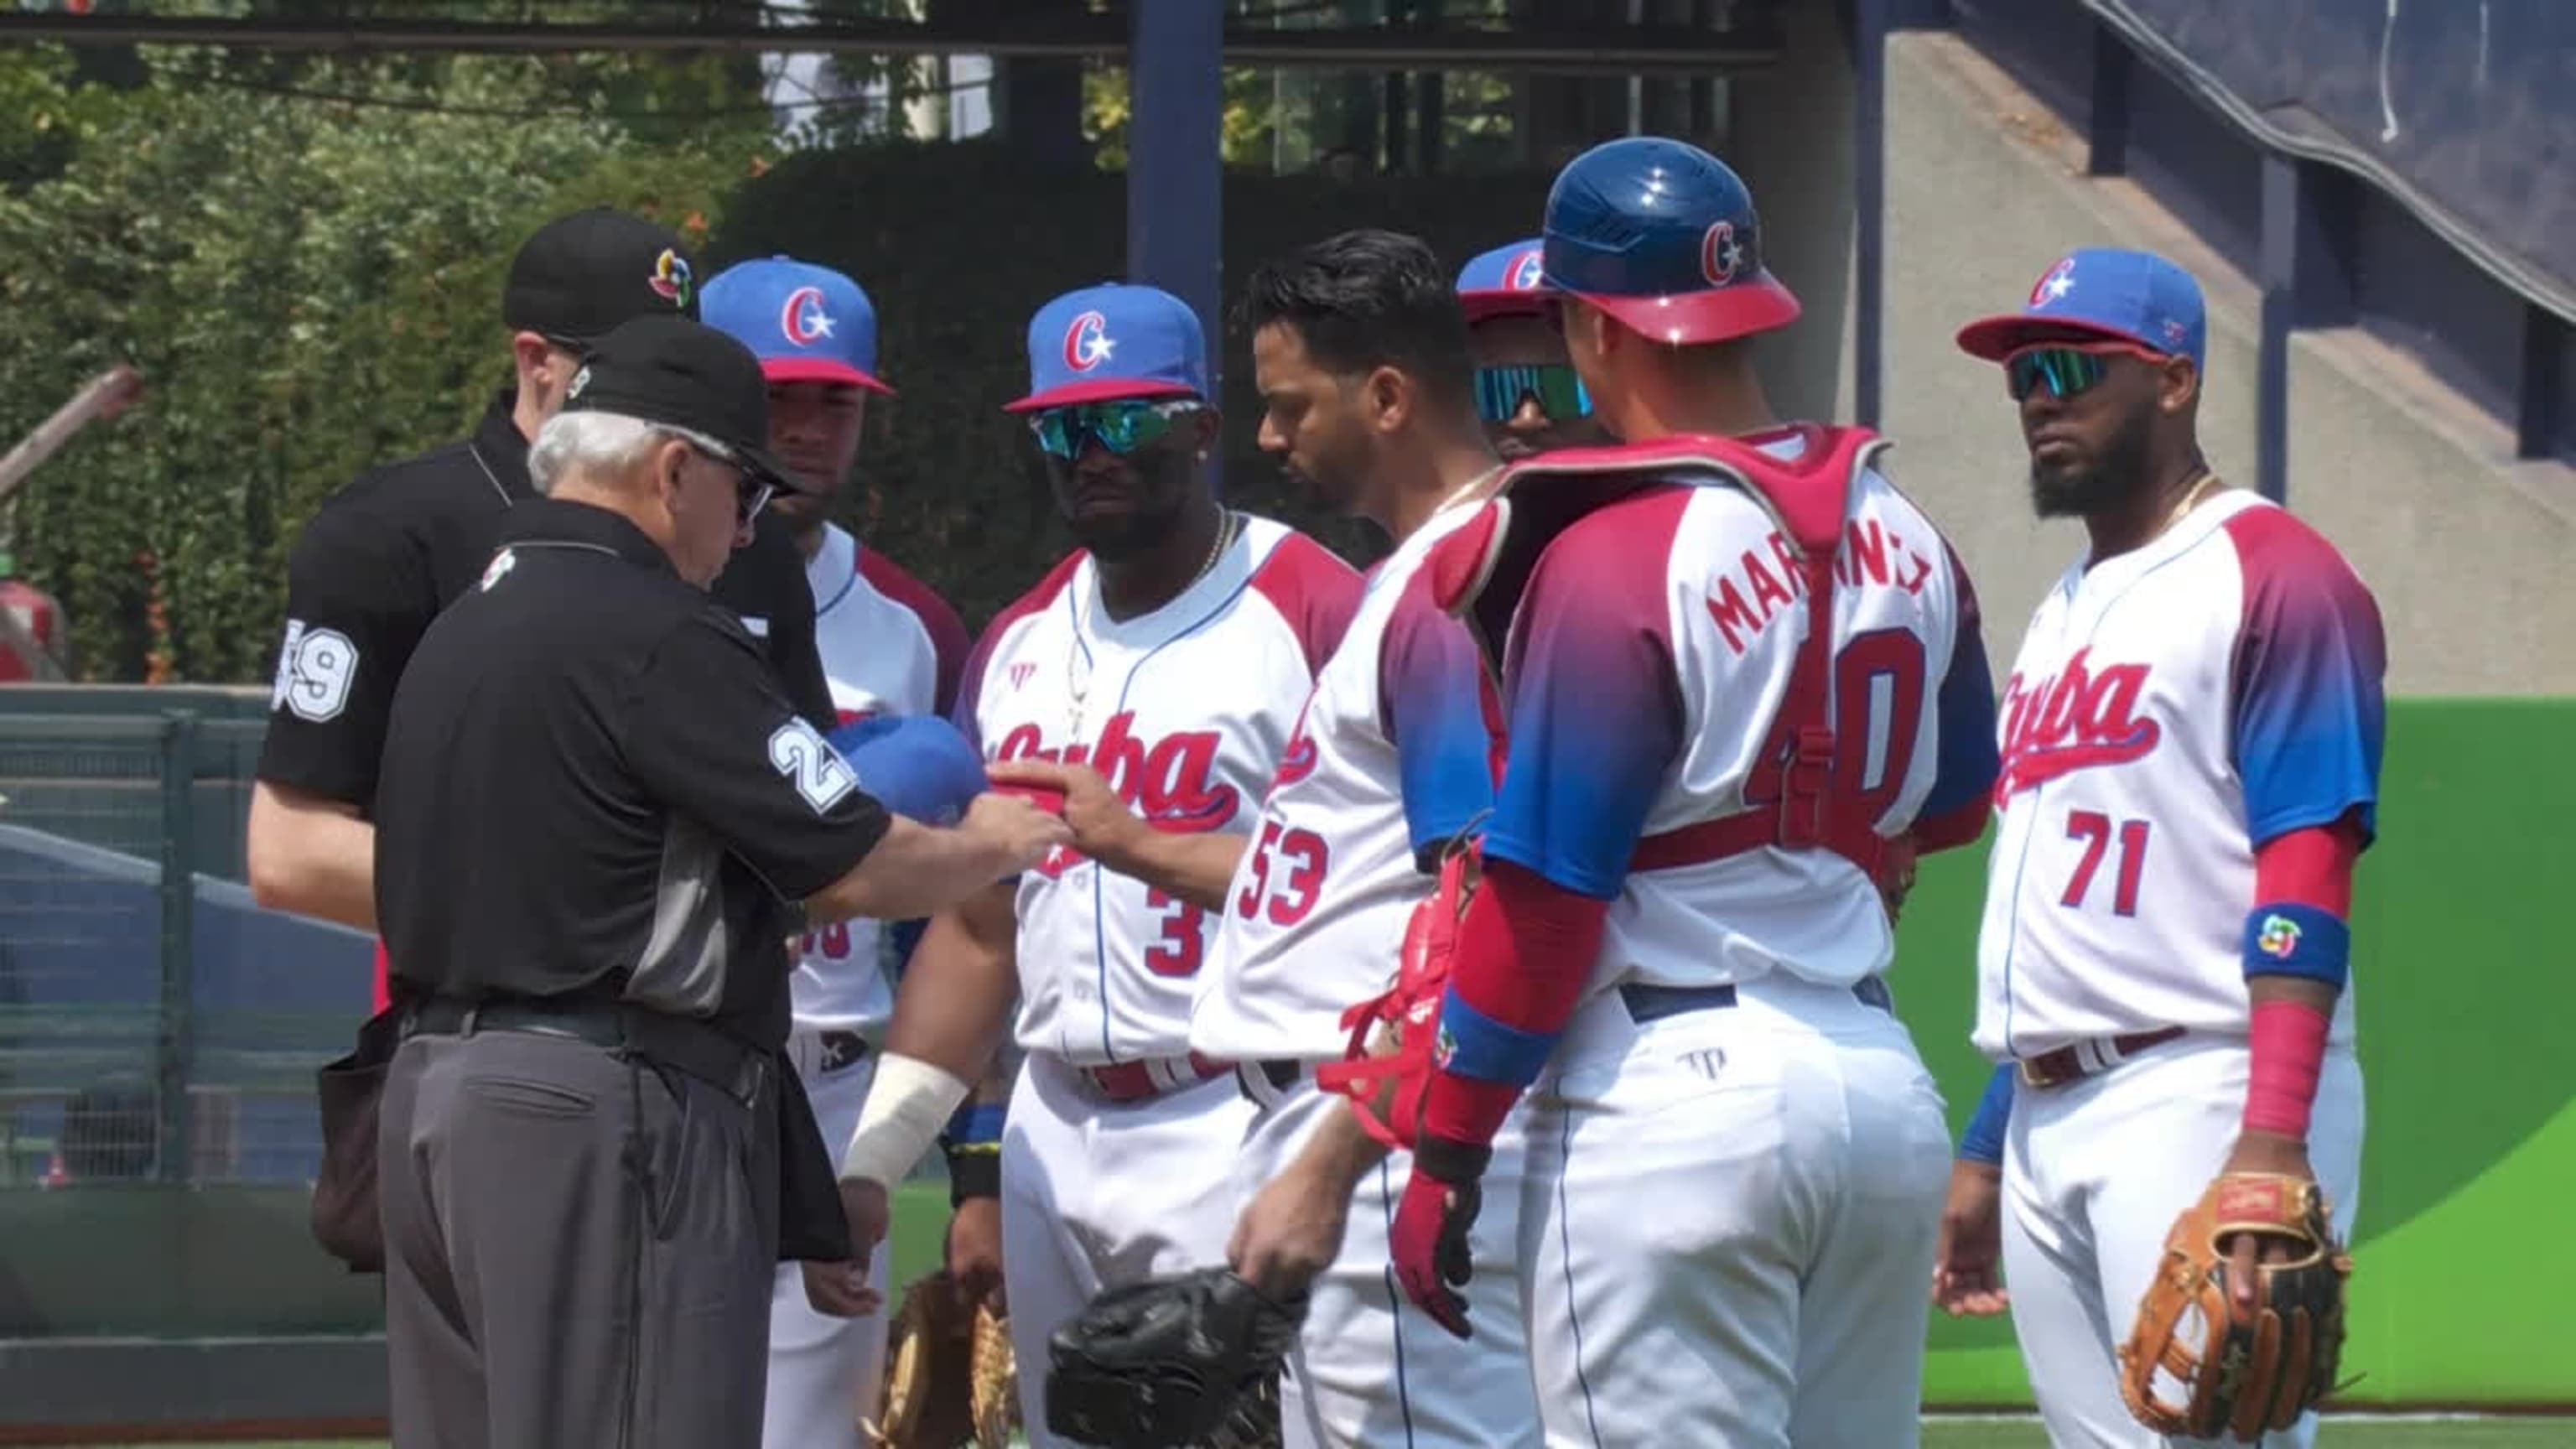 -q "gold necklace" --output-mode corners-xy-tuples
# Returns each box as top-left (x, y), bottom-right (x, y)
(2161, 469), (2225, 535)
(1067, 510), (1239, 735)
